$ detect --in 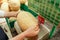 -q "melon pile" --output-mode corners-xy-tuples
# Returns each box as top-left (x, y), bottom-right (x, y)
(0, 0), (20, 11)
(0, 0), (27, 11)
